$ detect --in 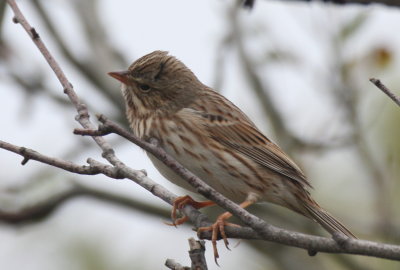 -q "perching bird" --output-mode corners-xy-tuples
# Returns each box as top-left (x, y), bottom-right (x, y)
(108, 50), (355, 261)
